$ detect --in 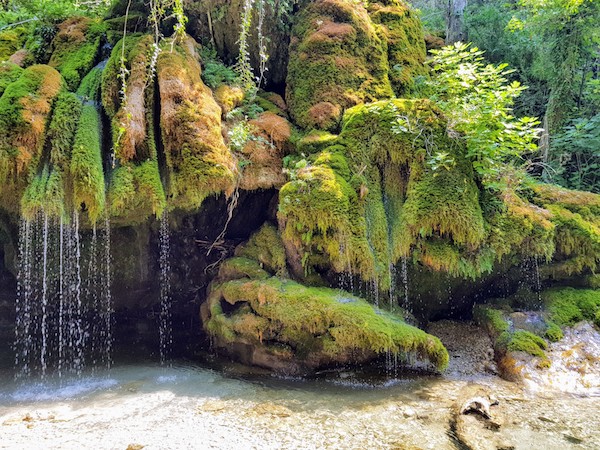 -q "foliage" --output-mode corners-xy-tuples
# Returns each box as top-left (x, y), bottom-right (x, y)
(551, 115), (600, 193)
(0, 0), (109, 28)
(199, 47), (238, 89)
(426, 42), (541, 183)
